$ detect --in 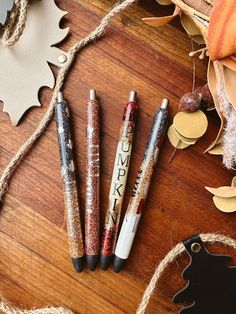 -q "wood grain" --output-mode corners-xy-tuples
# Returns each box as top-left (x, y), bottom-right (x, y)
(0, 0), (235, 313)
